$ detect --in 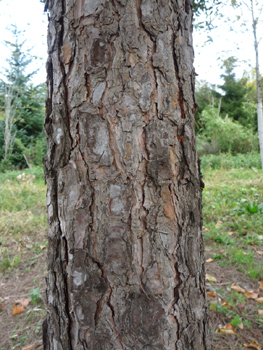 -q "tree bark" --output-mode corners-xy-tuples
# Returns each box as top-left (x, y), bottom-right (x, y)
(251, 0), (263, 168)
(44, 0), (210, 349)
